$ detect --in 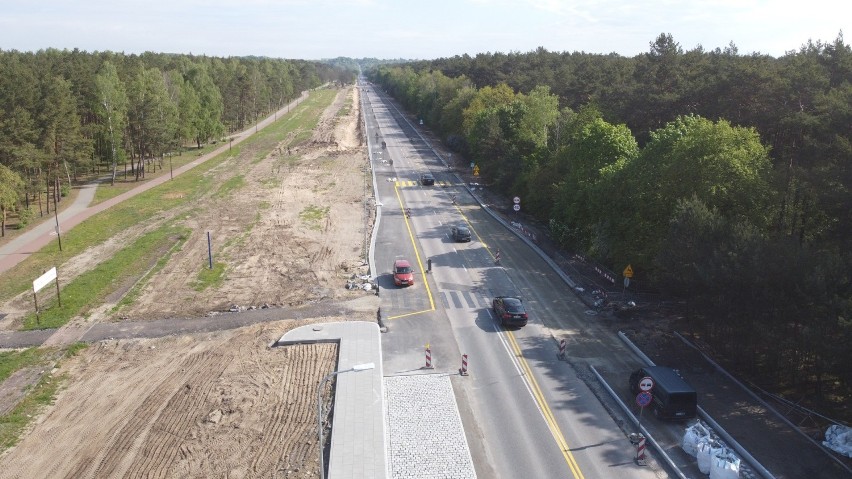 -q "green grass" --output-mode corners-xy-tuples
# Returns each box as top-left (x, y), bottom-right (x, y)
(0, 344), (88, 452)
(114, 231), (188, 313)
(299, 205), (330, 231)
(65, 342), (89, 358)
(214, 175), (246, 198)
(0, 368), (61, 451)
(193, 261), (226, 291)
(23, 227), (184, 330)
(0, 348), (49, 383)
(92, 145), (226, 205)
(260, 177), (279, 189)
